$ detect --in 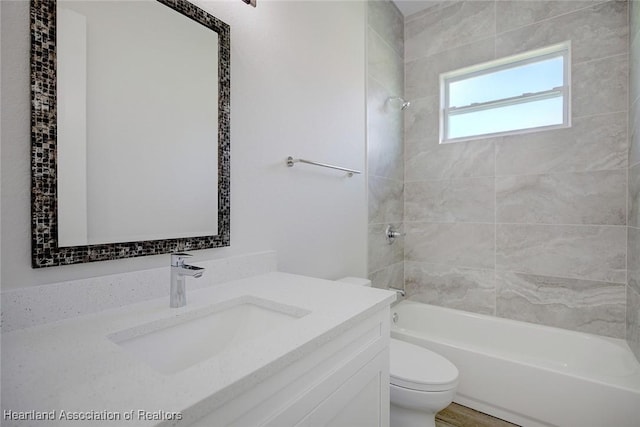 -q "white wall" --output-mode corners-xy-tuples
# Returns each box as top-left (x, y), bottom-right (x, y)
(0, 0), (367, 290)
(0, 0), (3, 297)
